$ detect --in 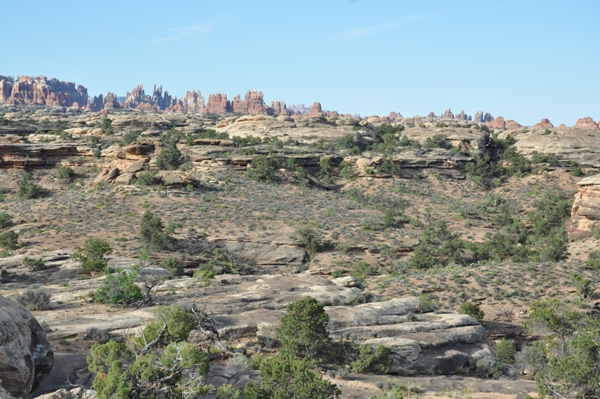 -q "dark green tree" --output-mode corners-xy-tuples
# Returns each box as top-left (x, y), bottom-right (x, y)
(276, 296), (330, 359)
(71, 238), (112, 273)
